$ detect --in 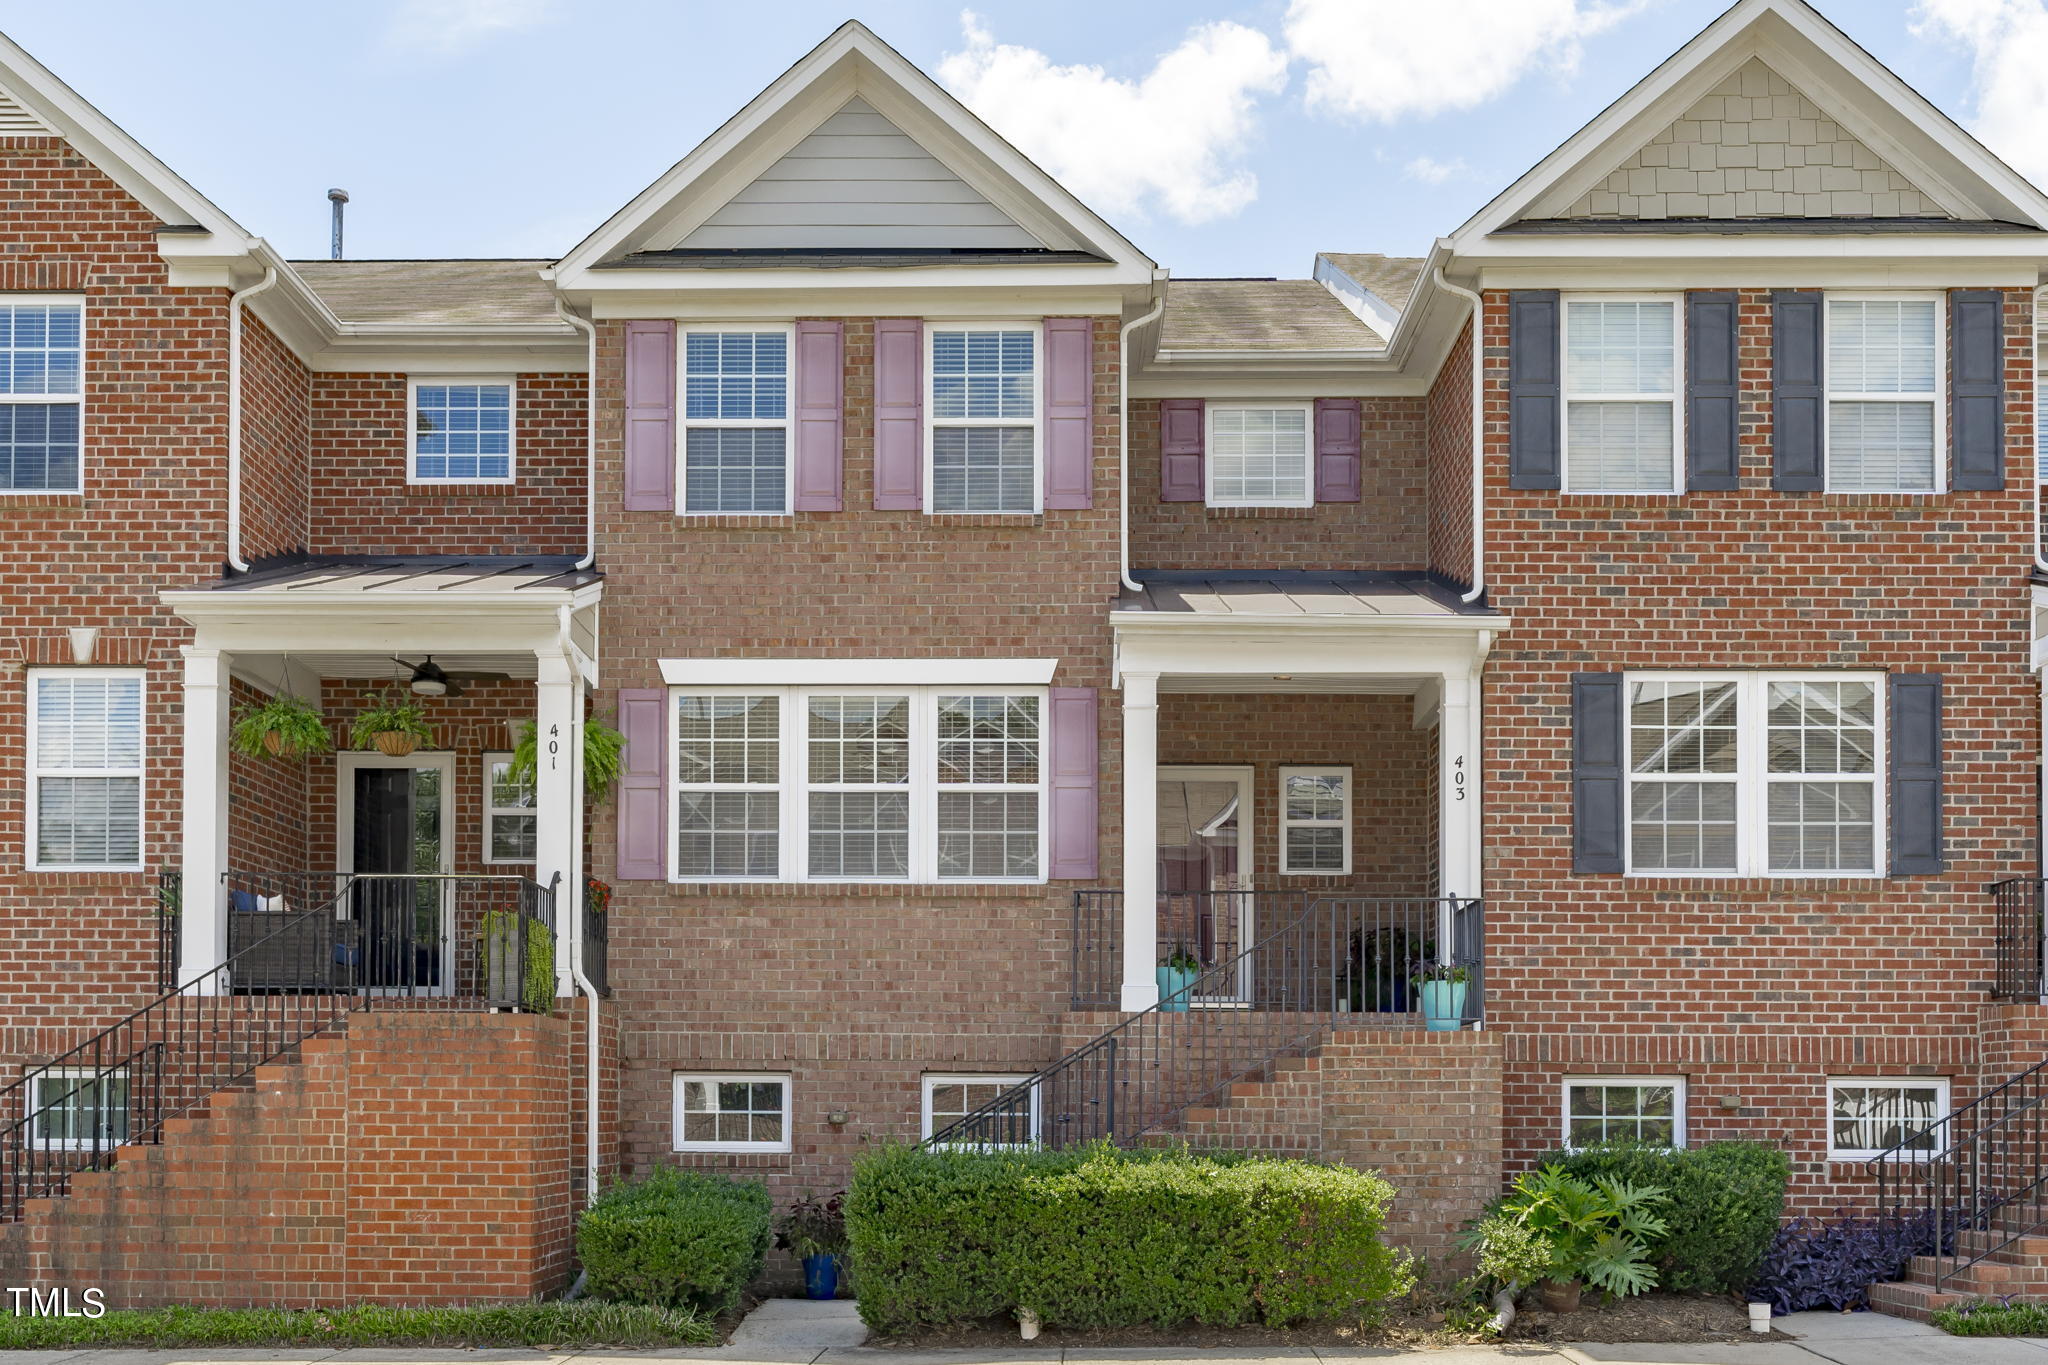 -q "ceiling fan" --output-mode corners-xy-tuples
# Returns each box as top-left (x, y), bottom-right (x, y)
(392, 656), (514, 698)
